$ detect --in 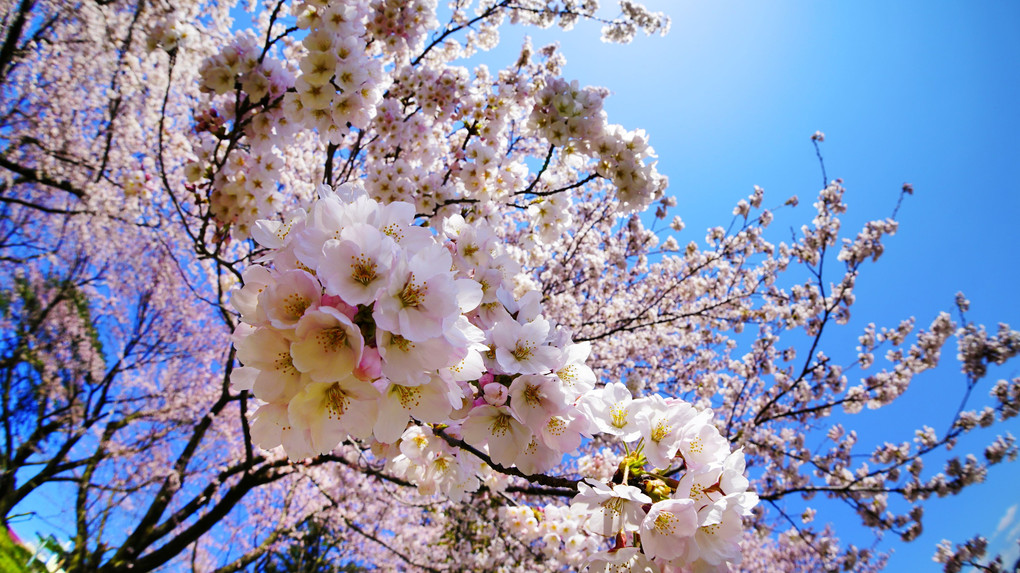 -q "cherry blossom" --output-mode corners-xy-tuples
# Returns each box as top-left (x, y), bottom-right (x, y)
(1, 0), (1015, 571)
